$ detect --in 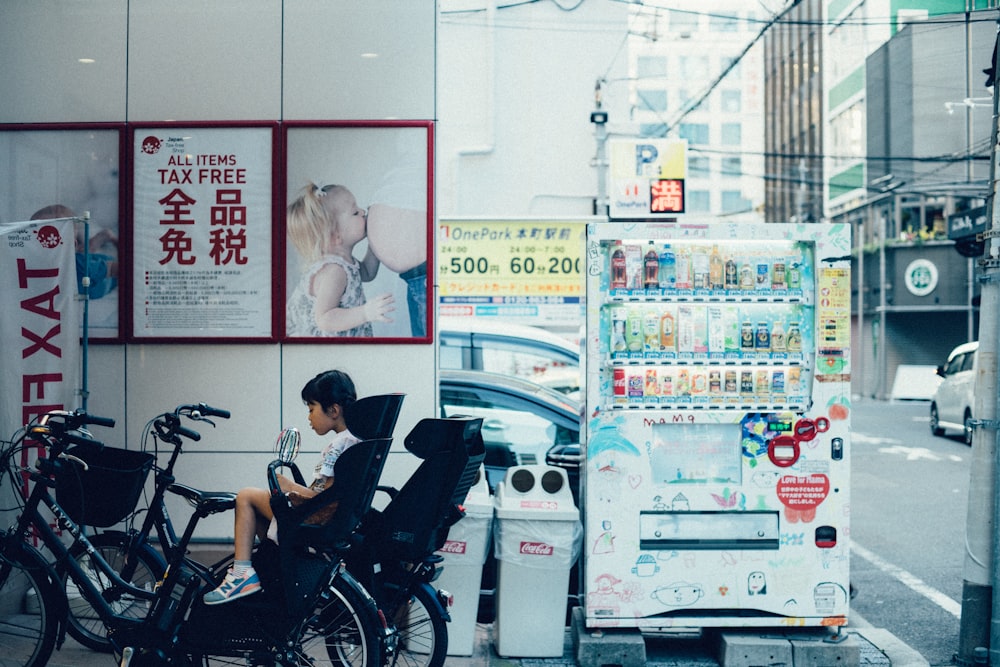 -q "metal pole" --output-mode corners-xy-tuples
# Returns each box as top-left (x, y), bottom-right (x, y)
(591, 80), (609, 219)
(878, 212), (887, 399)
(856, 220), (865, 398)
(80, 212), (90, 412)
(959, 18), (1000, 666)
(989, 44), (1000, 662)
